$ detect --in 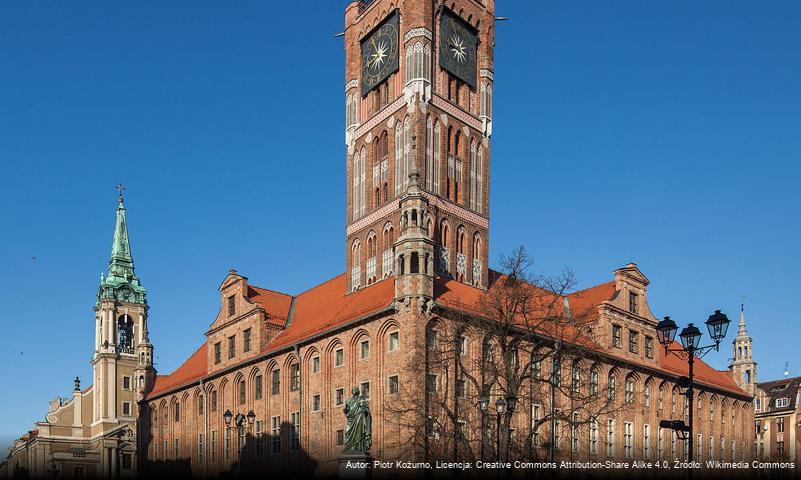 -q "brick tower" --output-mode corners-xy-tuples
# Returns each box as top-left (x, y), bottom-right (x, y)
(344, 0), (495, 294)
